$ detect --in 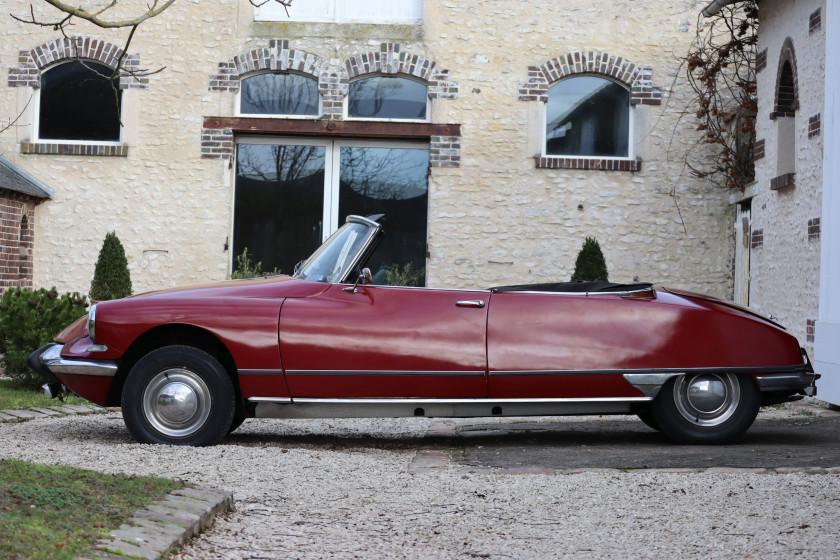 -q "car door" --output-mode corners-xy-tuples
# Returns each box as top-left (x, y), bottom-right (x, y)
(278, 284), (490, 398)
